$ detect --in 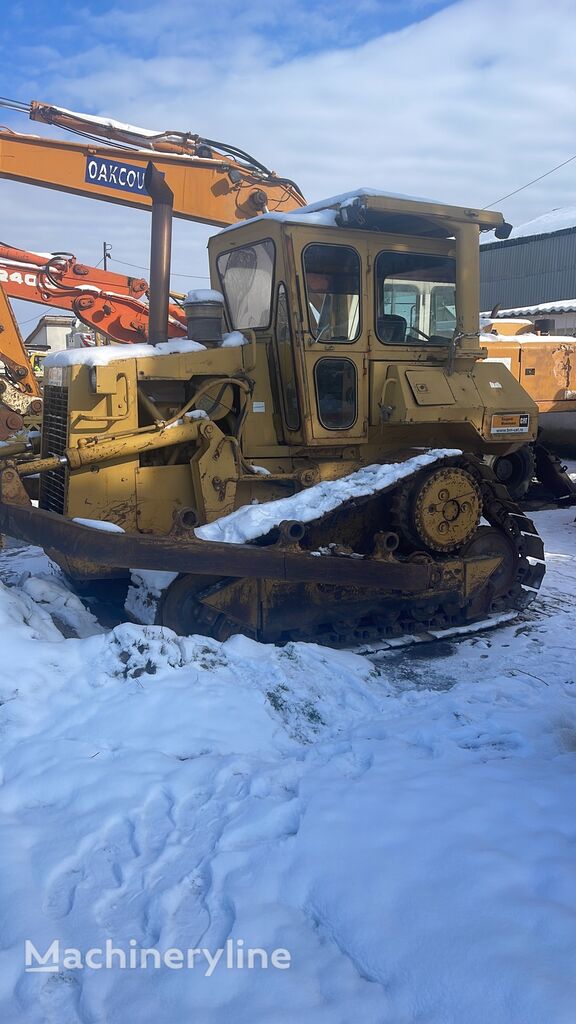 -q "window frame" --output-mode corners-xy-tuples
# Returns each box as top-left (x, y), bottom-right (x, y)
(313, 356), (358, 431)
(302, 242), (362, 344)
(216, 238), (276, 332)
(374, 250), (456, 346)
(430, 283), (457, 338)
(274, 282), (301, 432)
